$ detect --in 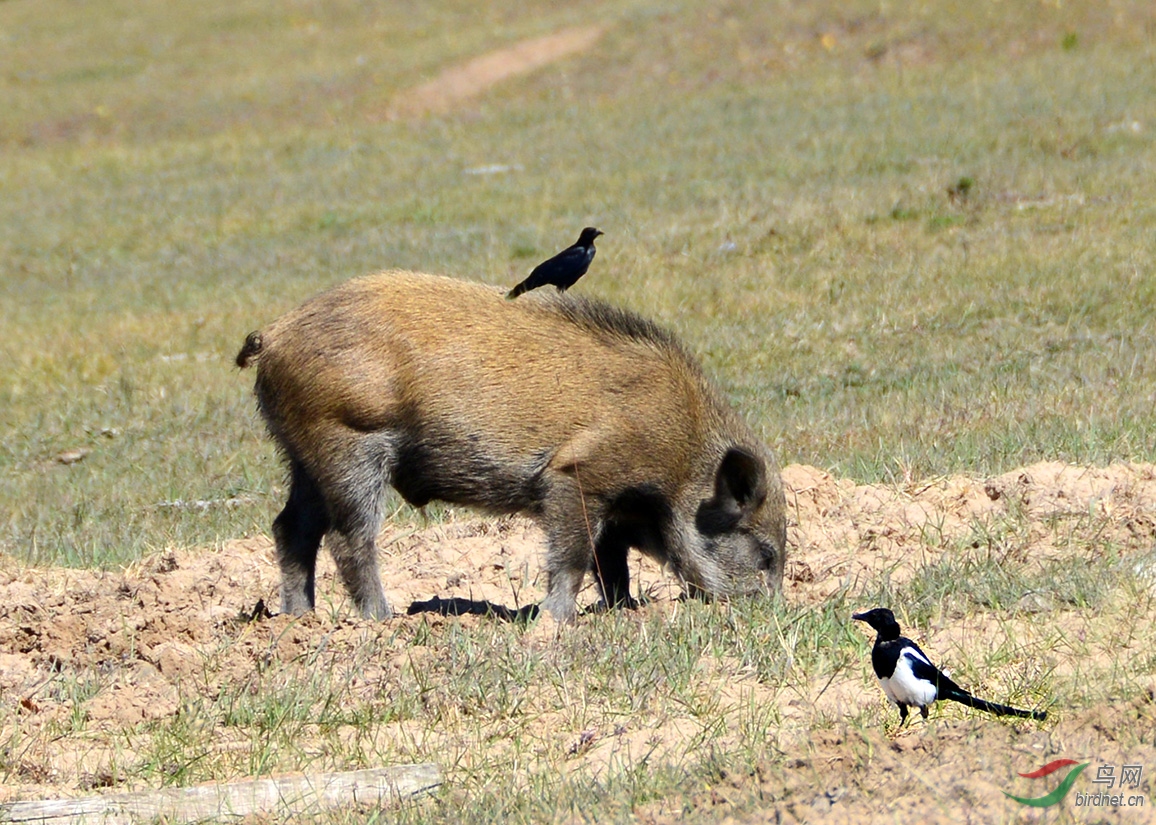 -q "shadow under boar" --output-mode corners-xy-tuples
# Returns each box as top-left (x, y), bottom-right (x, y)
(236, 271), (786, 622)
